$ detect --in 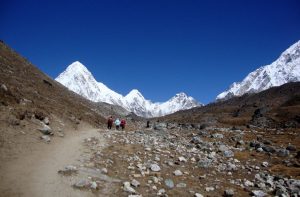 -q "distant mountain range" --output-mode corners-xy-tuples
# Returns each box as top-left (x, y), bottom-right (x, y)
(55, 61), (202, 117)
(217, 40), (300, 100)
